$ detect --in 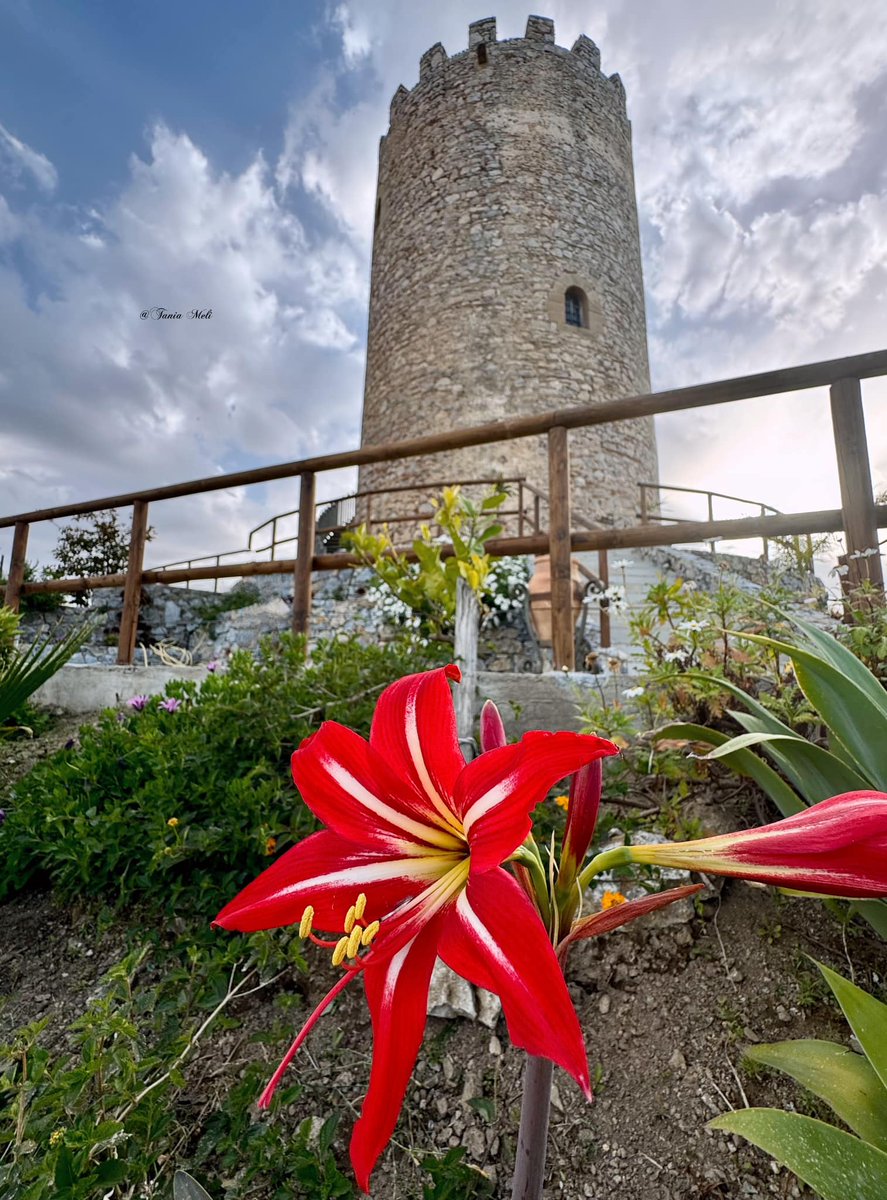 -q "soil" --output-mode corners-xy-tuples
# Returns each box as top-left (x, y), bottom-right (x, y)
(2, 718), (882, 1200)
